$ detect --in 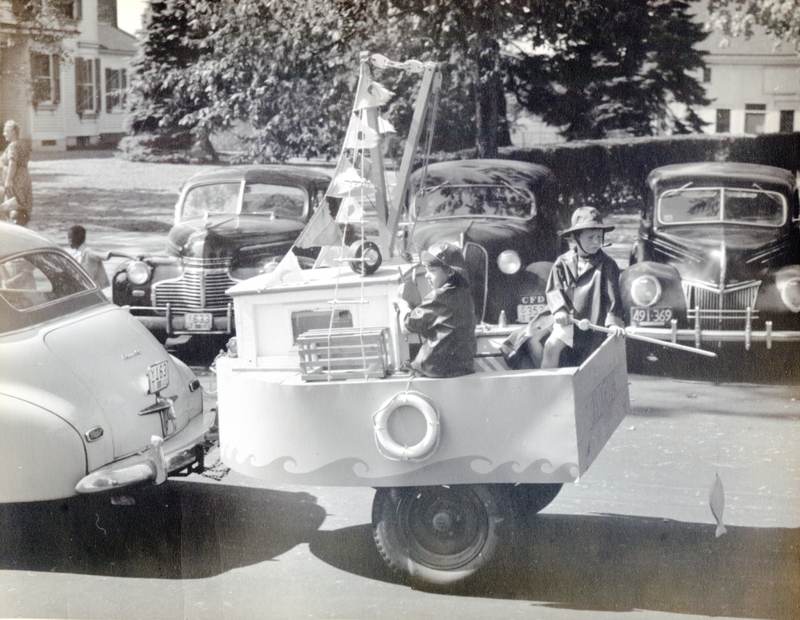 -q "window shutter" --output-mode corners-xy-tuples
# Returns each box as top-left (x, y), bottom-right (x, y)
(53, 55), (61, 105)
(95, 58), (101, 112)
(75, 57), (82, 113)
